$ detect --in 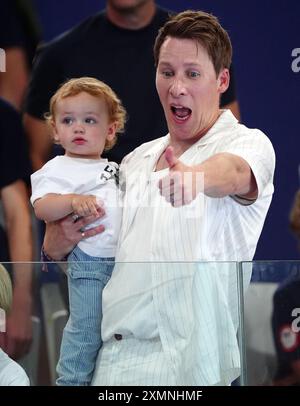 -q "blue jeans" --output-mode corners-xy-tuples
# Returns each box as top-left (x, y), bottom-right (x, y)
(56, 246), (114, 386)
